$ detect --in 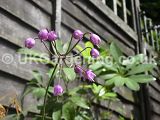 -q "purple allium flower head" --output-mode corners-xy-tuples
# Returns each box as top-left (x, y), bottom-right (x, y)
(73, 30), (83, 40)
(74, 65), (83, 75)
(85, 70), (96, 82)
(25, 38), (35, 49)
(90, 48), (99, 58)
(38, 29), (48, 40)
(48, 31), (58, 41)
(54, 84), (63, 96)
(90, 33), (101, 46)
